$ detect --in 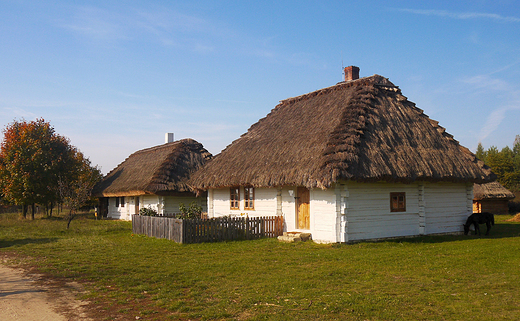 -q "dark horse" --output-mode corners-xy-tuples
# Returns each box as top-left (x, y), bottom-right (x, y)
(463, 212), (495, 235)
